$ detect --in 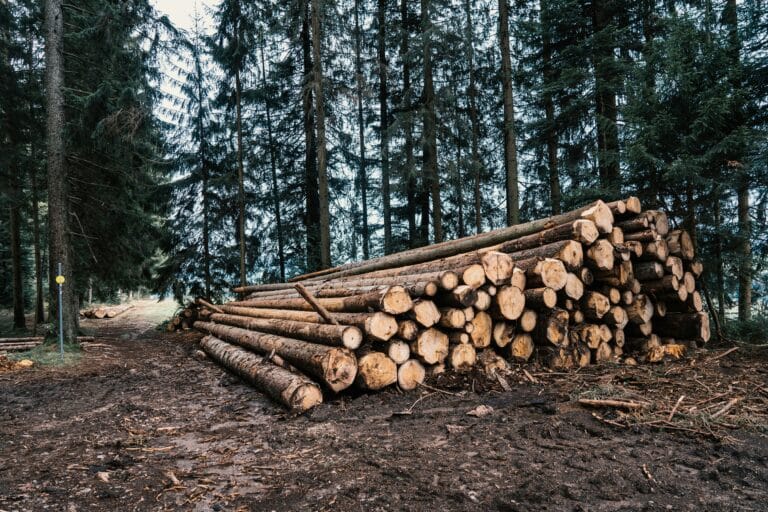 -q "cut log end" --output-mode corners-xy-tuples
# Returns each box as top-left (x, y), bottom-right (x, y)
(449, 343), (477, 371)
(581, 200), (614, 234)
(573, 219), (599, 244)
(356, 352), (397, 390)
(496, 285), (526, 320)
(397, 360), (426, 390)
(380, 286), (414, 315)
